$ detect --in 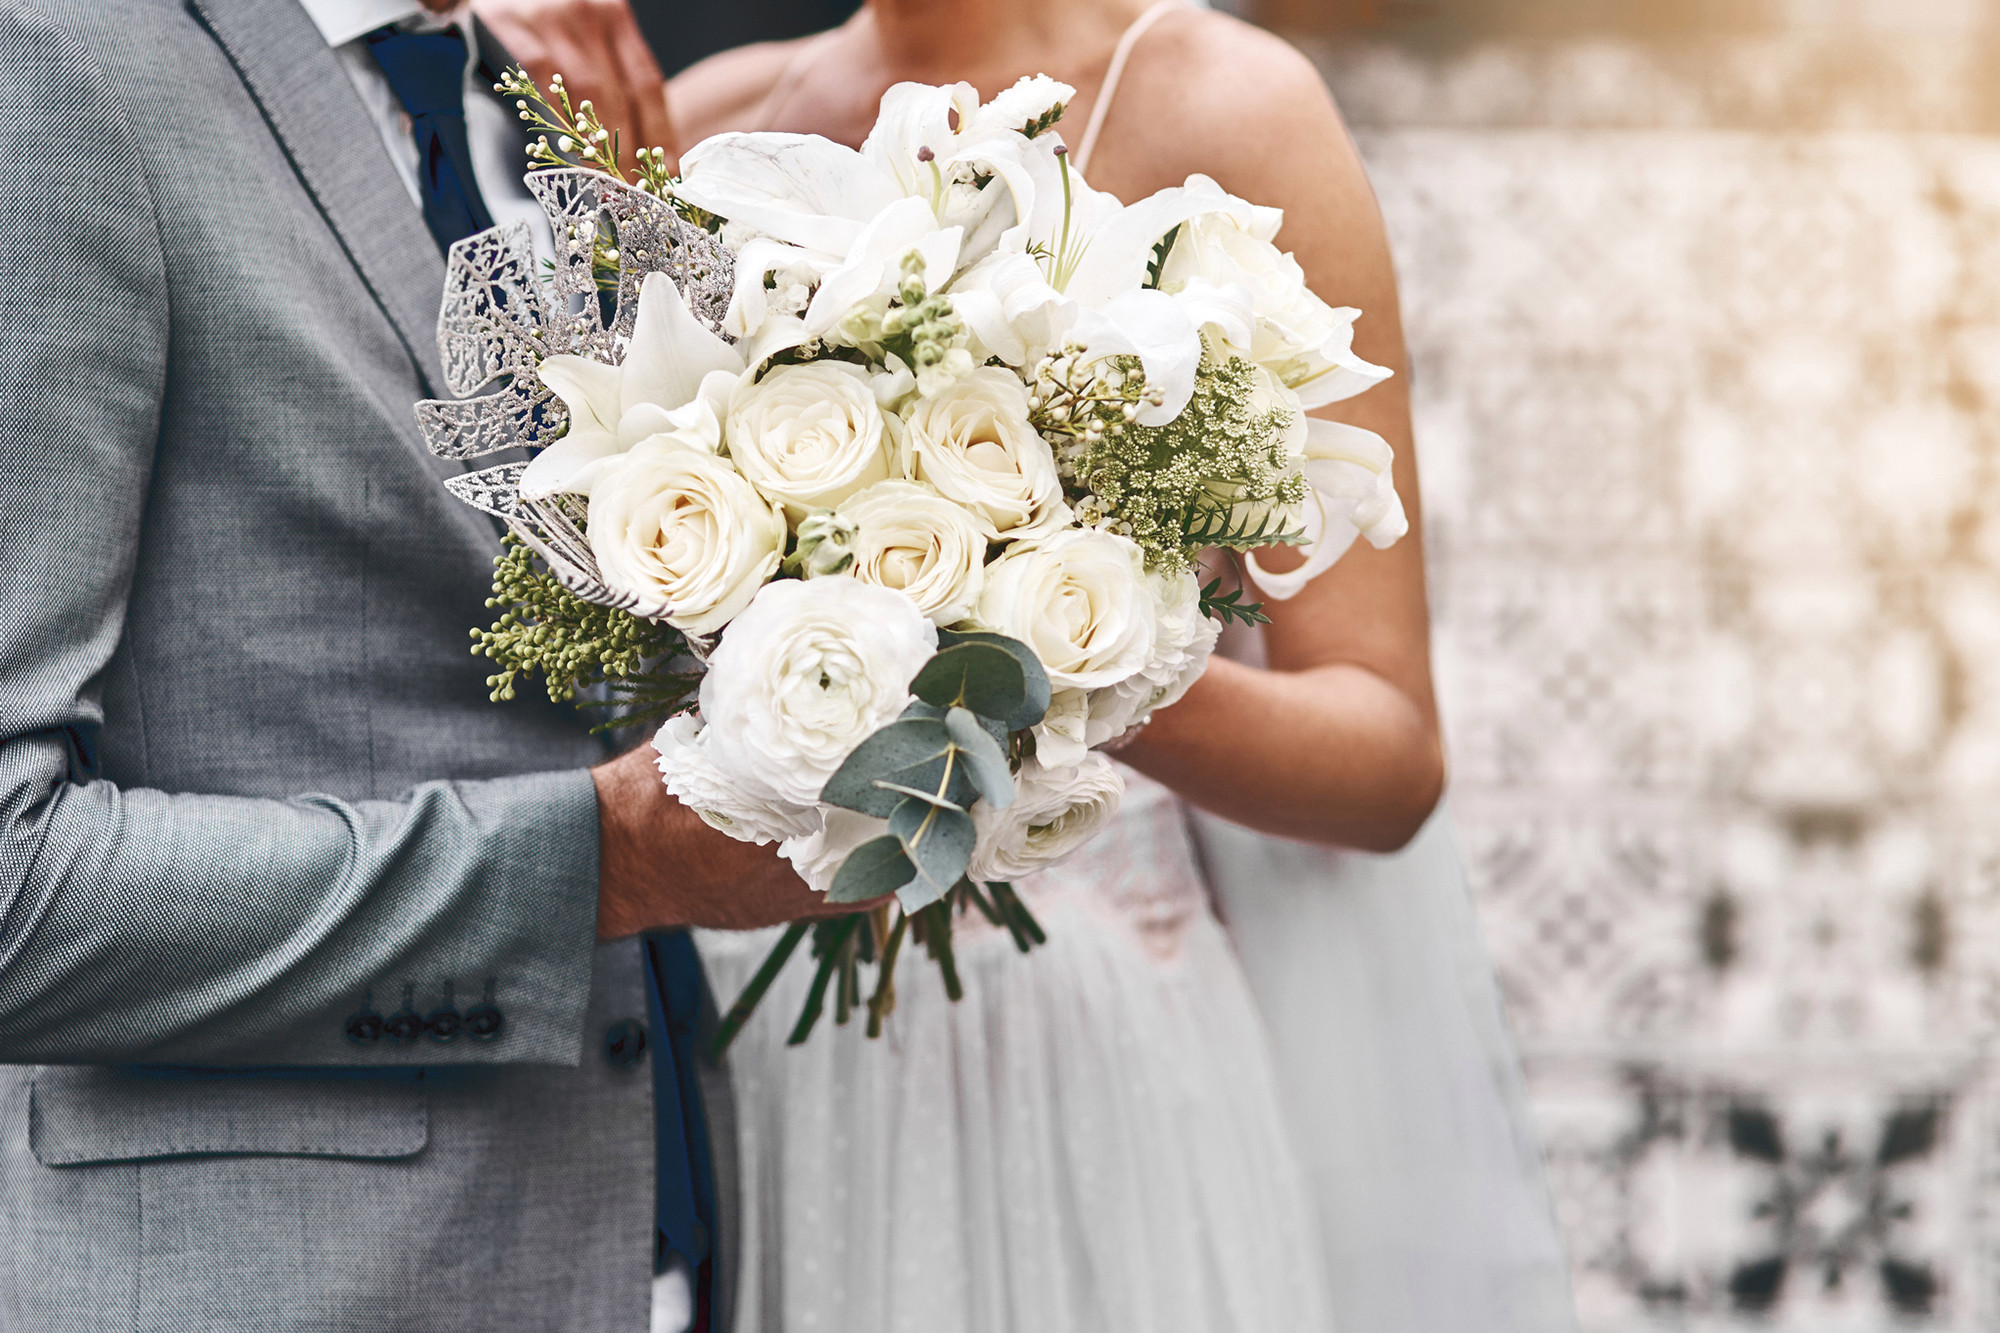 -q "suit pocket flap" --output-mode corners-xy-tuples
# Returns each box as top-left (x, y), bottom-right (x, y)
(29, 1067), (428, 1165)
